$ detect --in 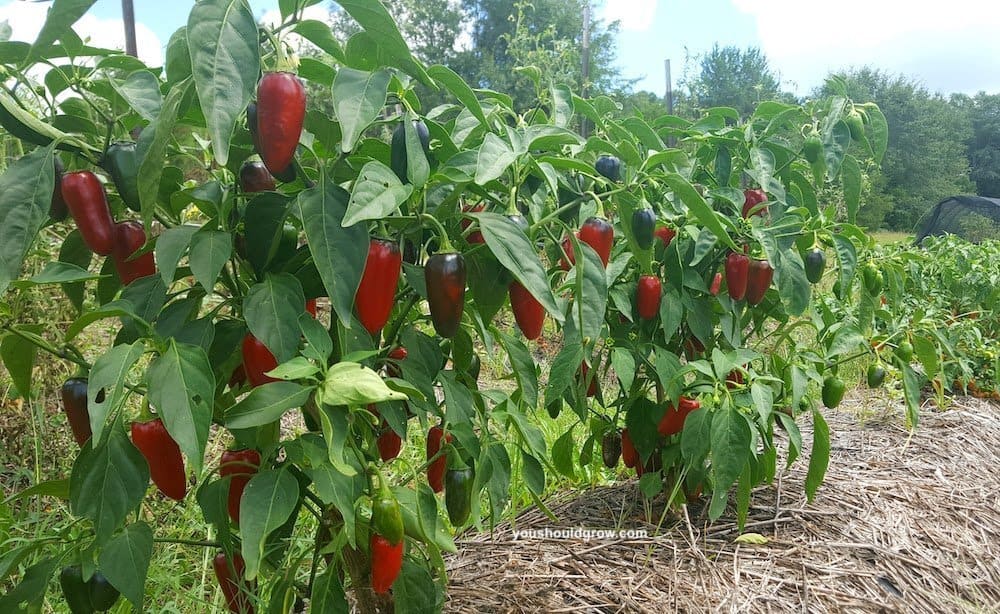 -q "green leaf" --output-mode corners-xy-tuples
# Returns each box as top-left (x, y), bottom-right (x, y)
(137, 79), (189, 227)
(429, 64), (485, 125)
(521, 450), (545, 495)
(299, 313), (332, 363)
(573, 242), (608, 343)
(775, 249), (811, 316)
(0, 325), (41, 399)
(611, 347), (635, 392)
(900, 363), (921, 429)
(146, 341), (215, 472)
(438, 370), (474, 423)
(87, 342), (144, 444)
(295, 174), (369, 327)
(496, 330), (538, 410)
(663, 173), (736, 250)
(0, 145), (54, 296)
(543, 345), (583, 409)
(393, 561), (441, 614)
(3, 478), (69, 503)
(155, 225), (198, 286)
(187, 0), (258, 165)
(552, 427), (576, 479)
(840, 154), (861, 224)
(863, 103), (888, 164)
(402, 117), (430, 186)
(710, 405), (752, 493)
(293, 20), (345, 62)
(343, 160), (413, 226)
(476, 212), (562, 322)
(65, 300), (140, 341)
(29, 0), (96, 58)
(681, 408), (712, 462)
(188, 229), (232, 293)
(225, 382), (313, 429)
(111, 70), (162, 121)
(0, 556), (58, 611)
(332, 67), (391, 152)
(243, 273), (306, 363)
(240, 468), (300, 580)
(98, 521), (152, 609)
(309, 565), (349, 613)
(333, 0), (432, 86)
(70, 426), (149, 543)
(475, 133), (516, 185)
(912, 335), (939, 382)
(57, 229), (92, 312)
(318, 362), (407, 406)
(833, 234), (857, 292)
(804, 409), (830, 501)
